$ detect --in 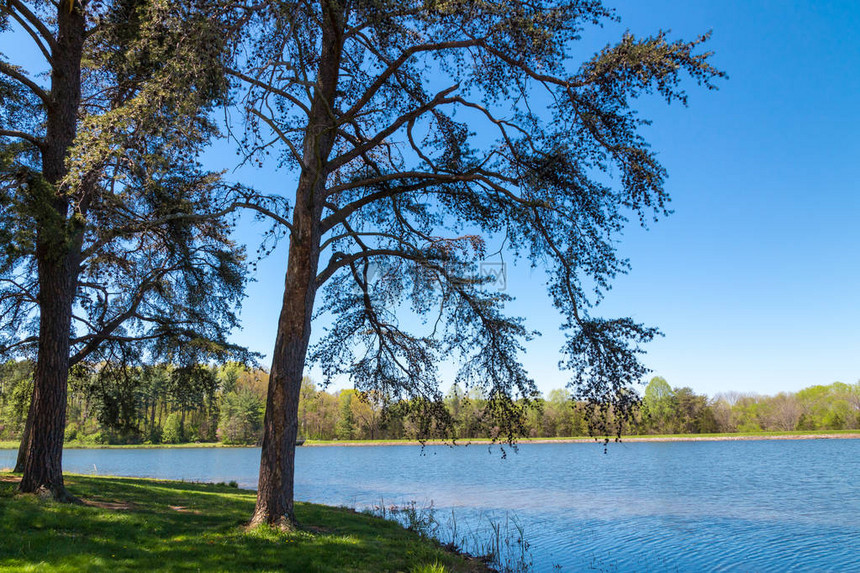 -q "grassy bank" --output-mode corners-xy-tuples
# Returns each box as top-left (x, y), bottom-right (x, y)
(303, 429), (860, 446)
(0, 441), (251, 450)
(2, 429), (859, 451)
(0, 473), (487, 573)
